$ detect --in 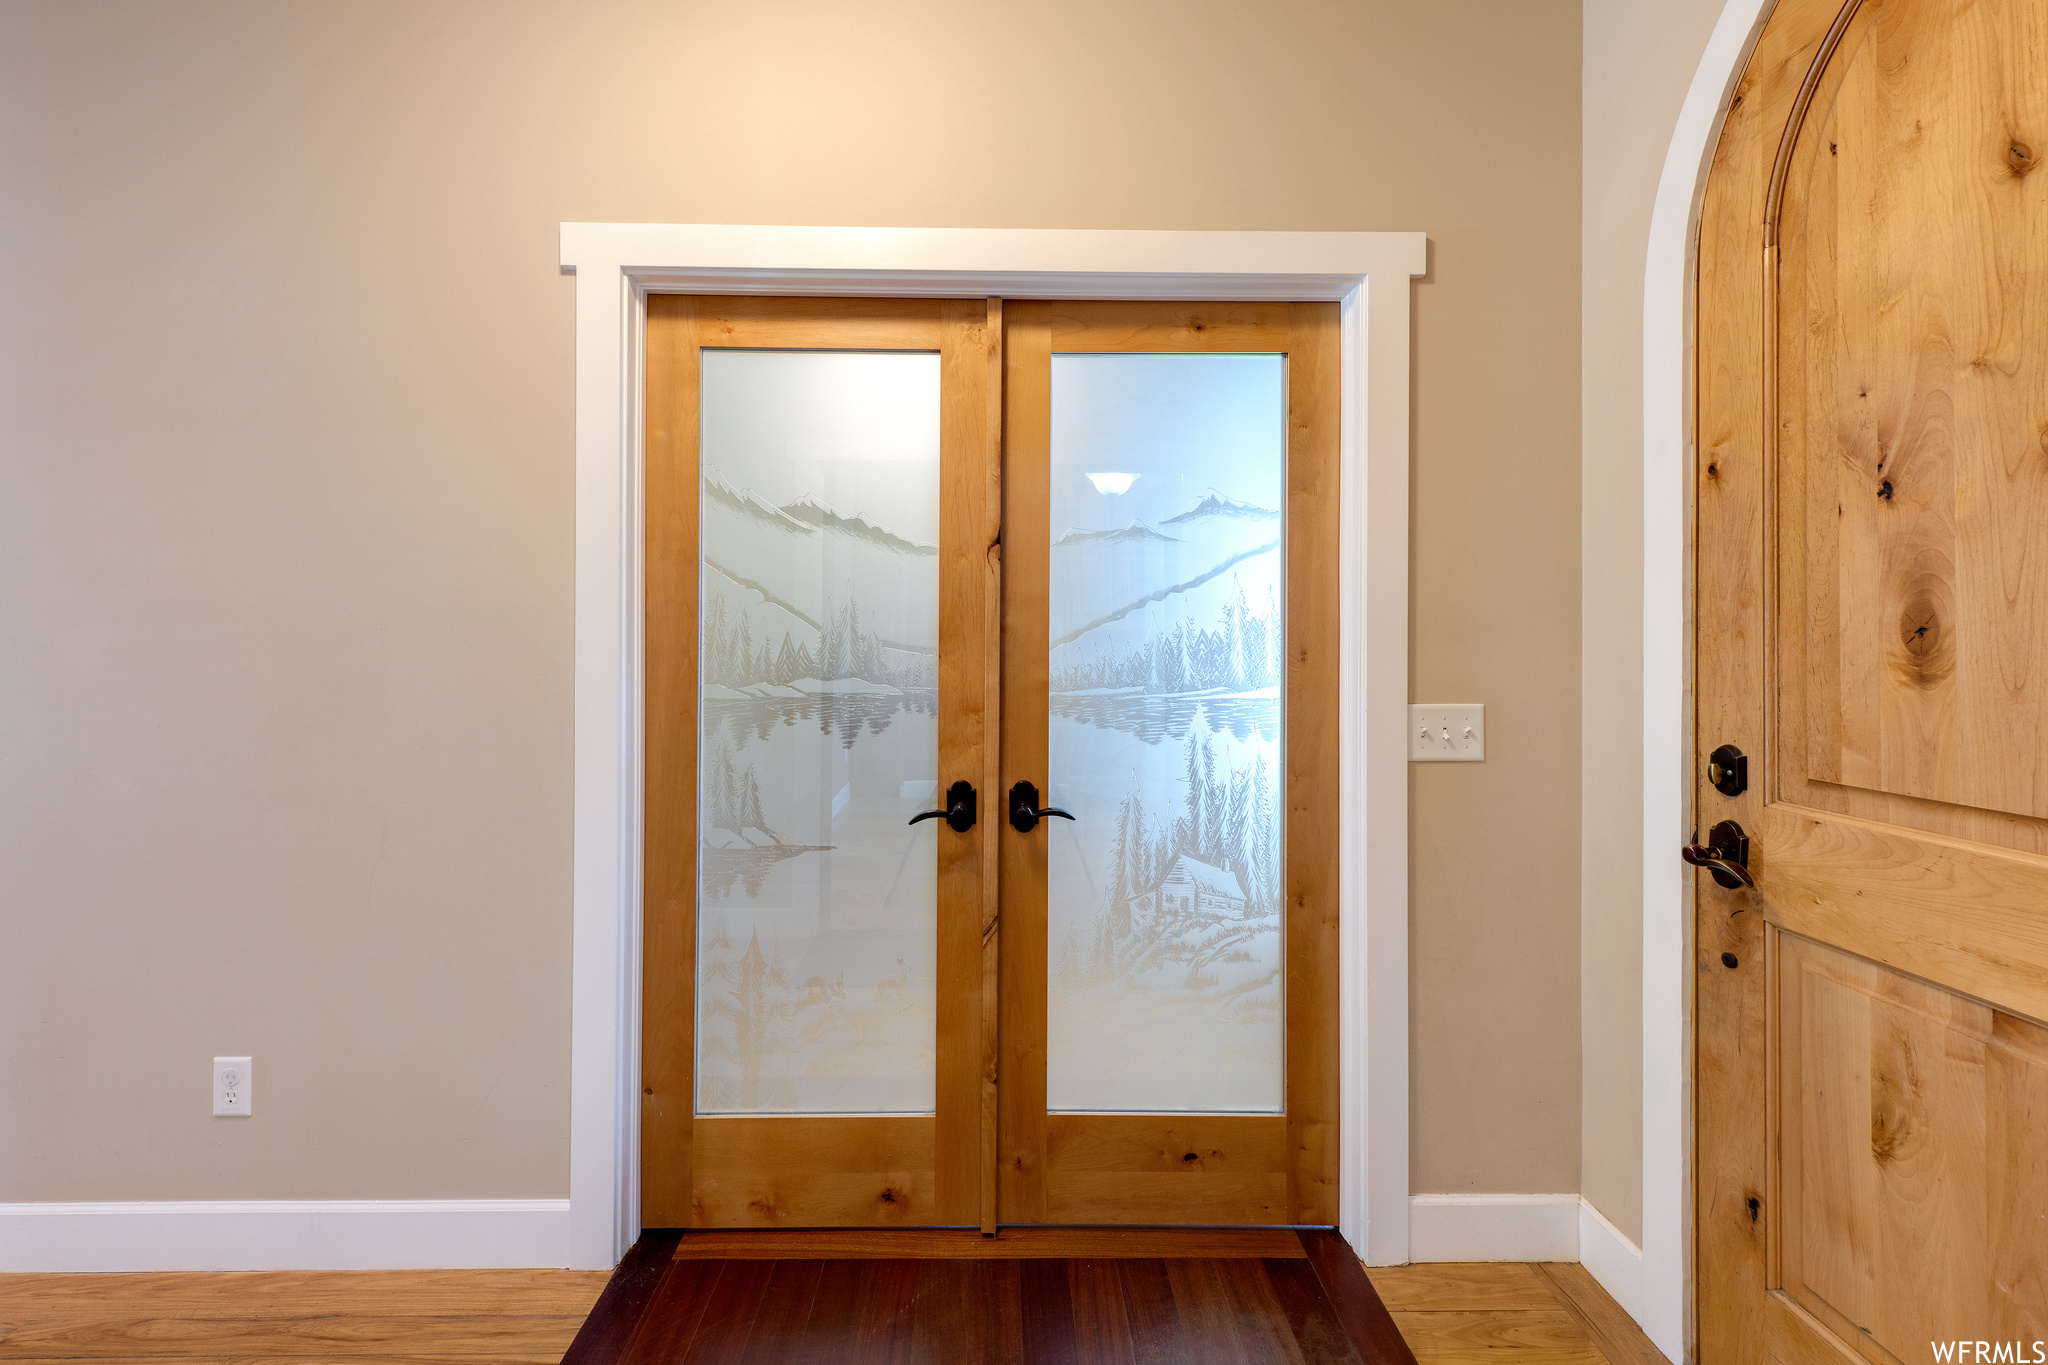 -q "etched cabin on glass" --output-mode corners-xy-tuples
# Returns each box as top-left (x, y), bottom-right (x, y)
(1138, 854), (1251, 922)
